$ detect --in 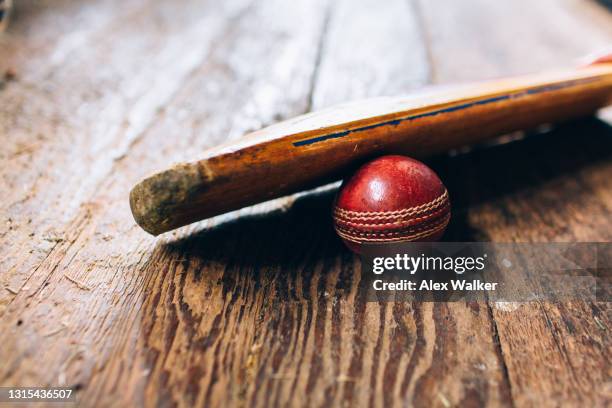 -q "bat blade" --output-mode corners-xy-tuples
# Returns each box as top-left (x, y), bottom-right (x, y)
(130, 63), (612, 235)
